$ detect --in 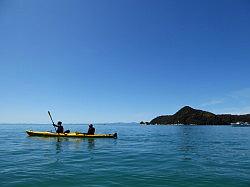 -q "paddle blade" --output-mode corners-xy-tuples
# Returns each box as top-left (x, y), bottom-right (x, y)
(48, 111), (55, 125)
